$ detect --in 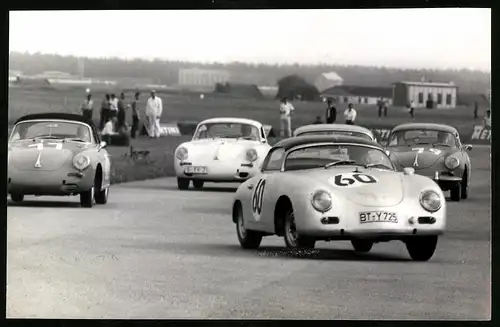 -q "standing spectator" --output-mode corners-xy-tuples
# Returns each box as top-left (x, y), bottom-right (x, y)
(483, 109), (491, 127)
(474, 101), (479, 119)
(408, 100), (415, 119)
(377, 97), (384, 118)
(279, 97), (294, 138)
(100, 94), (111, 130)
(312, 116), (323, 124)
(344, 103), (357, 125)
(81, 93), (93, 121)
(325, 98), (337, 124)
(145, 90), (163, 139)
(117, 92), (127, 130)
(109, 93), (119, 120)
(131, 92), (140, 139)
(383, 99), (388, 117)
